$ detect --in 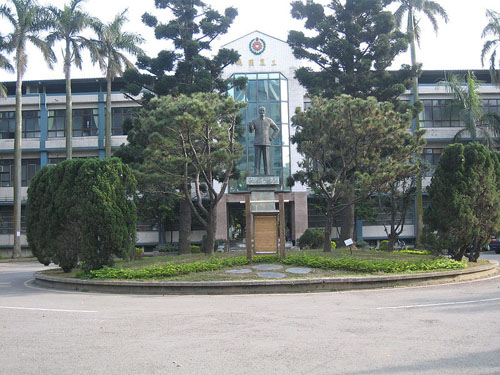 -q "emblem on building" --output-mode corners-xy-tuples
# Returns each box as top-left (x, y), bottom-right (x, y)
(249, 37), (266, 55)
